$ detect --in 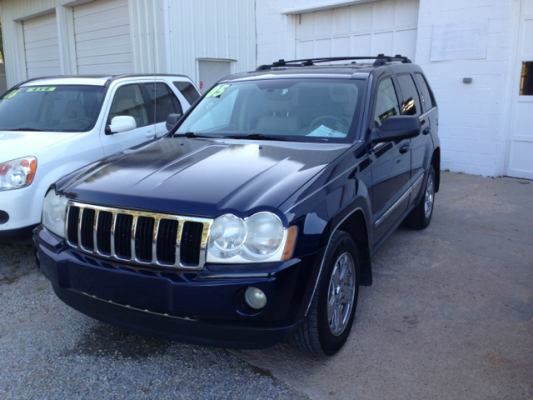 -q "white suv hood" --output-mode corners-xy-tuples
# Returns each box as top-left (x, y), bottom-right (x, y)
(0, 131), (78, 162)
